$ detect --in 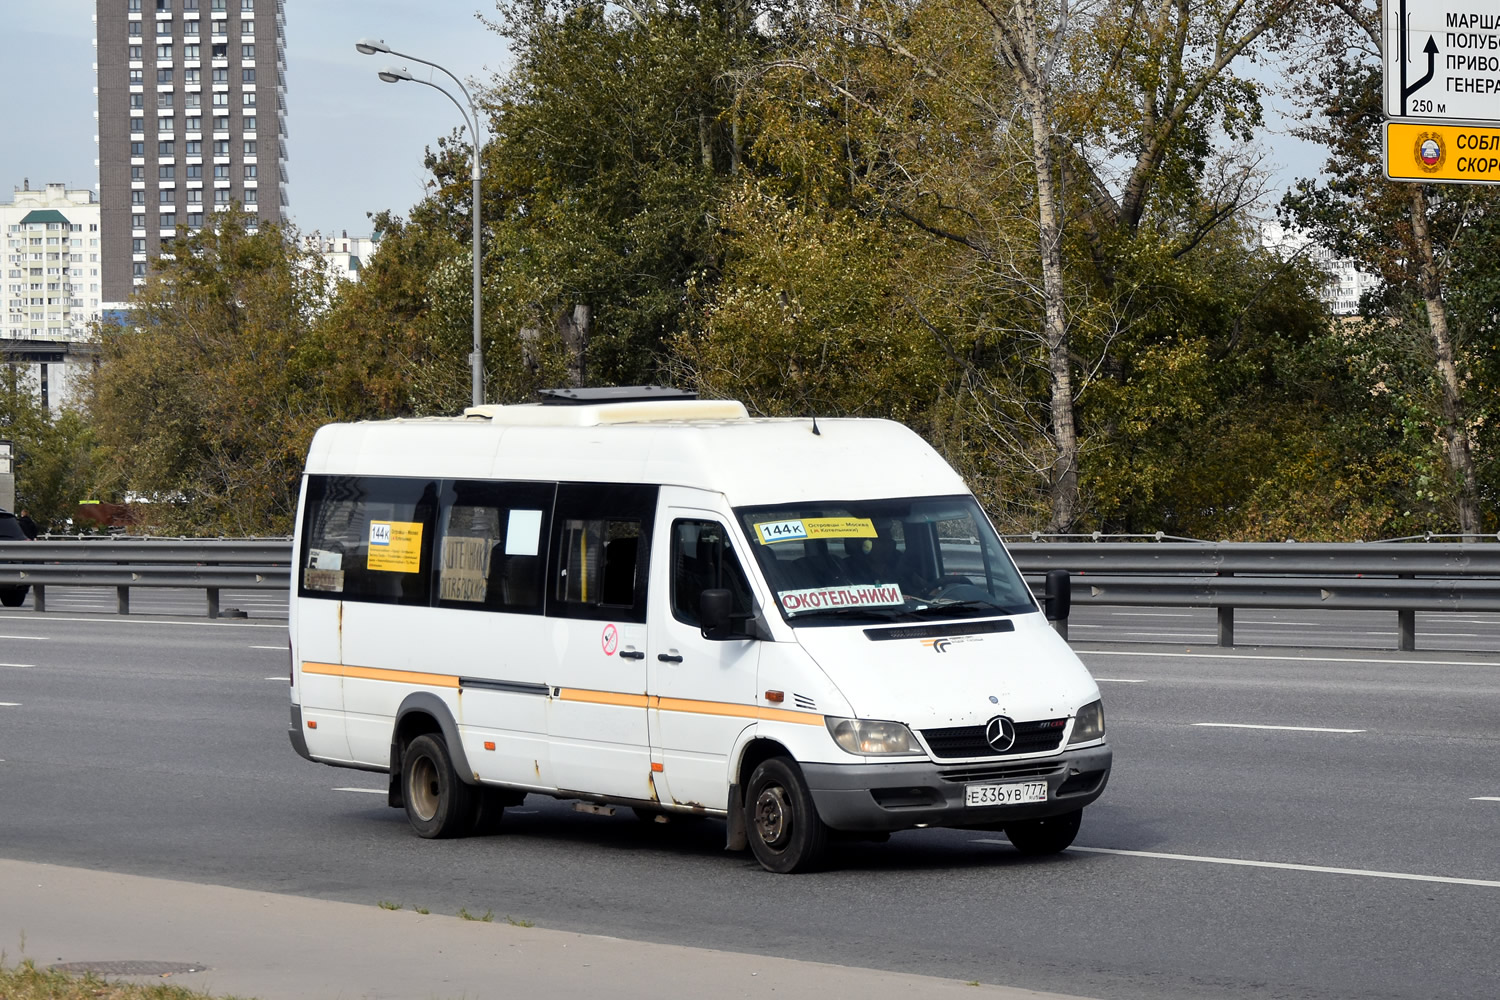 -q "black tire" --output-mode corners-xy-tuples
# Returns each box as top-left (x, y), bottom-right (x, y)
(1004, 808), (1082, 855)
(0, 586), (27, 608)
(401, 733), (477, 839)
(744, 757), (828, 874)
